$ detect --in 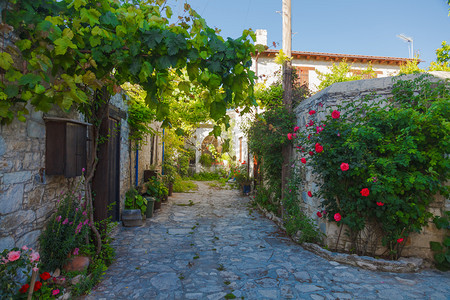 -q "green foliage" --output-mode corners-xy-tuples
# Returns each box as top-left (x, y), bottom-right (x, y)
(125, 188), (147, 215)
(190, 170), (227, 181)
(283, 166), (324, 243)
(430, 211), (450, 271)
(400, 41), (450, 74)
(173, 177), (198, 193)
(199, 153), (214, 168)
(293, 75), (450, 259)
(316, 60), (376, 91)
(39, 182), (90, 271)
(145, 176), (168, 201)
(398, 57), (425, 75)
(254, 185), (280, 215)
(1, 0), (257, 132)
(247, 106), (295, 208)
(232, 162), (251, 185)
